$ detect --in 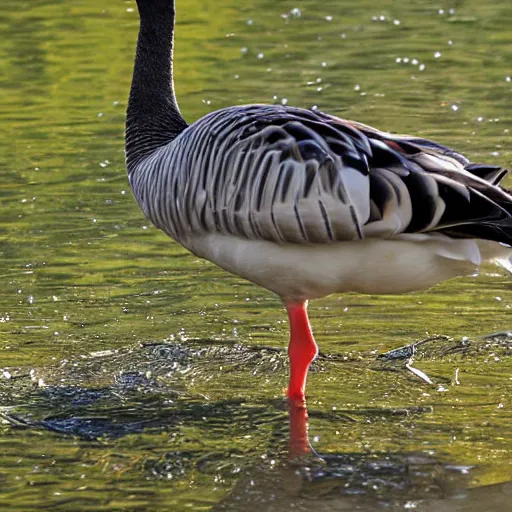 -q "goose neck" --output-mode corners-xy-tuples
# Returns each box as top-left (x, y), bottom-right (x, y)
(126, 0), (187, 173)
